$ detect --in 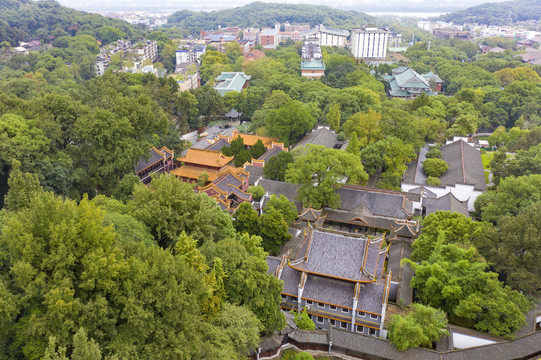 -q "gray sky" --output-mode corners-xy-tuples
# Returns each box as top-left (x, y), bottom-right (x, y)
(55, 0), (507, 13)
